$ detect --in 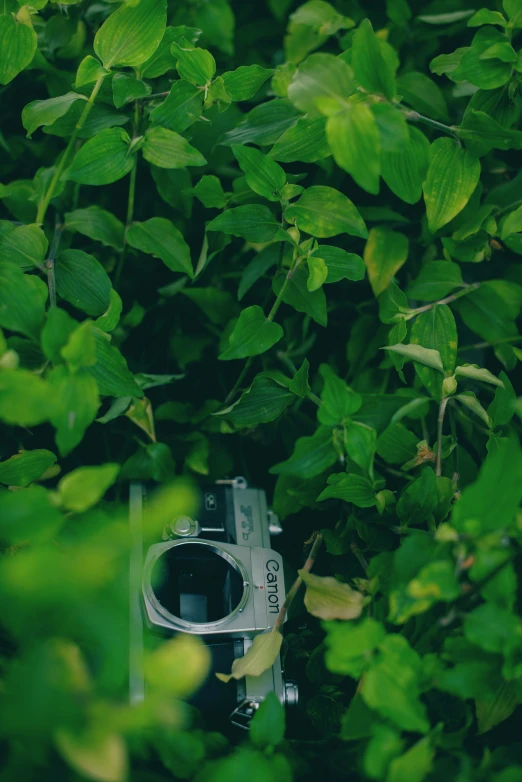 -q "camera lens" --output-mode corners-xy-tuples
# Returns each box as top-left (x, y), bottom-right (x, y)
(150, 542), (247, 626)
